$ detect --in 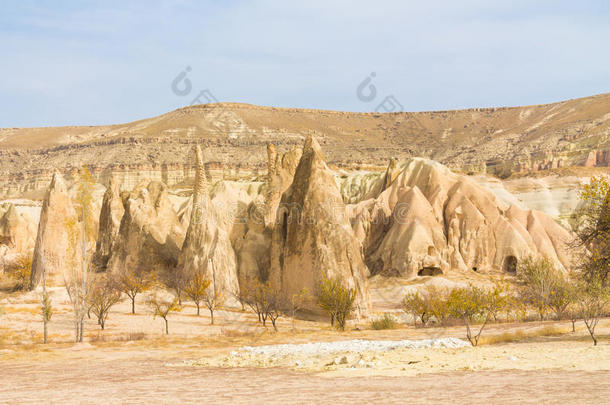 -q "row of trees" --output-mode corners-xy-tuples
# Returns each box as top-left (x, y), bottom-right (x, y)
(401, 256), (609, 346)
